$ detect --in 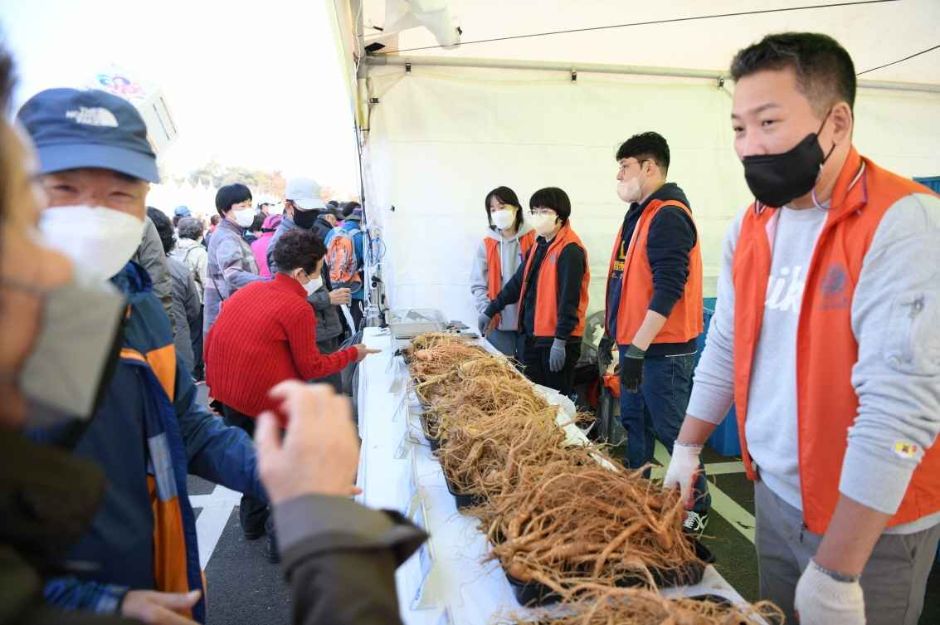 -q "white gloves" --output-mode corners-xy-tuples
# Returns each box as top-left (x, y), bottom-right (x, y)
(794, 559), (865, 625)
(662, 442), (702, 507)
